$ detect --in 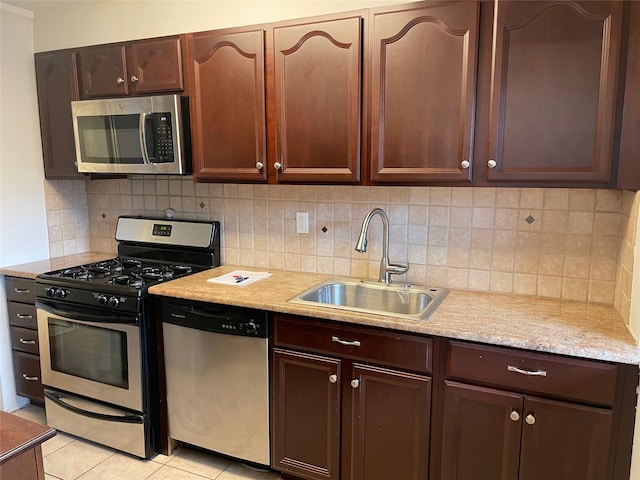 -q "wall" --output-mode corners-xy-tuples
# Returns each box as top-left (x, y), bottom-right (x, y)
(0, 3), (49, 412)
(52, 180), (620, 303)
(617, 191), (640, 330)
(31, 0), (409, 52)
